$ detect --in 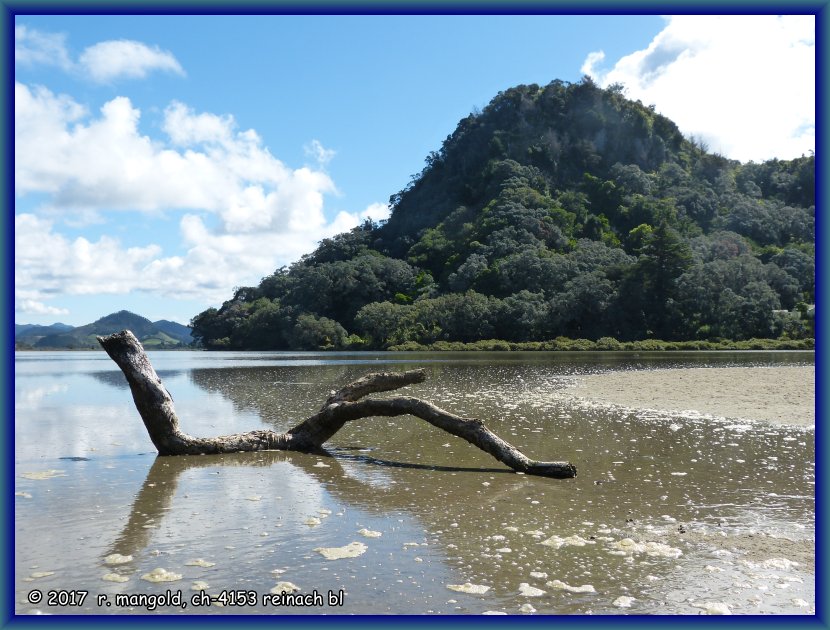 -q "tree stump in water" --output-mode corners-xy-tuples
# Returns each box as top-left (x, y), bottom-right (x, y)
(97, 330), (577, 479)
